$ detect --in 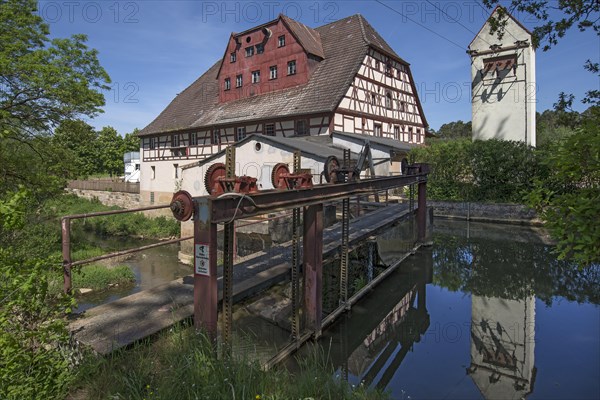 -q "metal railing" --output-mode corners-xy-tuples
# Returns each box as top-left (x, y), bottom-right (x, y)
(61, 204), (191, 294)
